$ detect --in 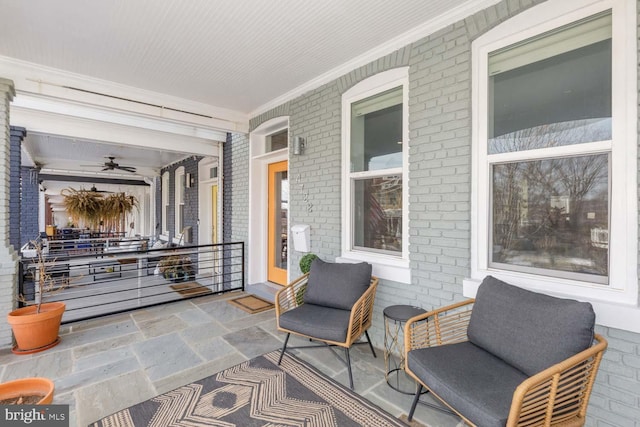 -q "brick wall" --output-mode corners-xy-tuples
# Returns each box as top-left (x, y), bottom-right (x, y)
(242, 0), (640, 424)
(160, 156), (201, 244)
(9, 127), (24, 250)
(0, 78), (17, 347)
(20, 166), (40, 246)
